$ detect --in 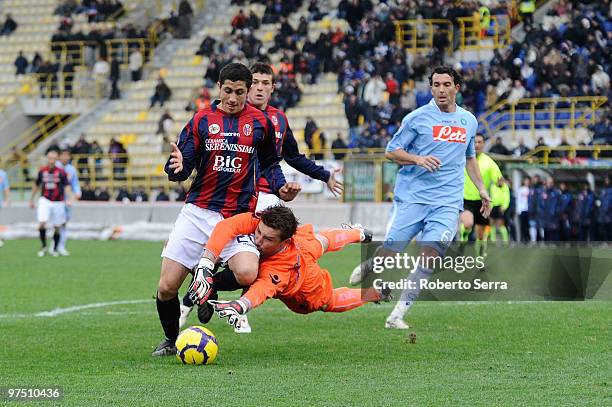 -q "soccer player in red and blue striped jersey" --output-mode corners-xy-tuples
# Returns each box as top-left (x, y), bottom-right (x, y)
(153, 62), (300, 356)
(249, 63), (343, 210)
(29, 150), (71, 257)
